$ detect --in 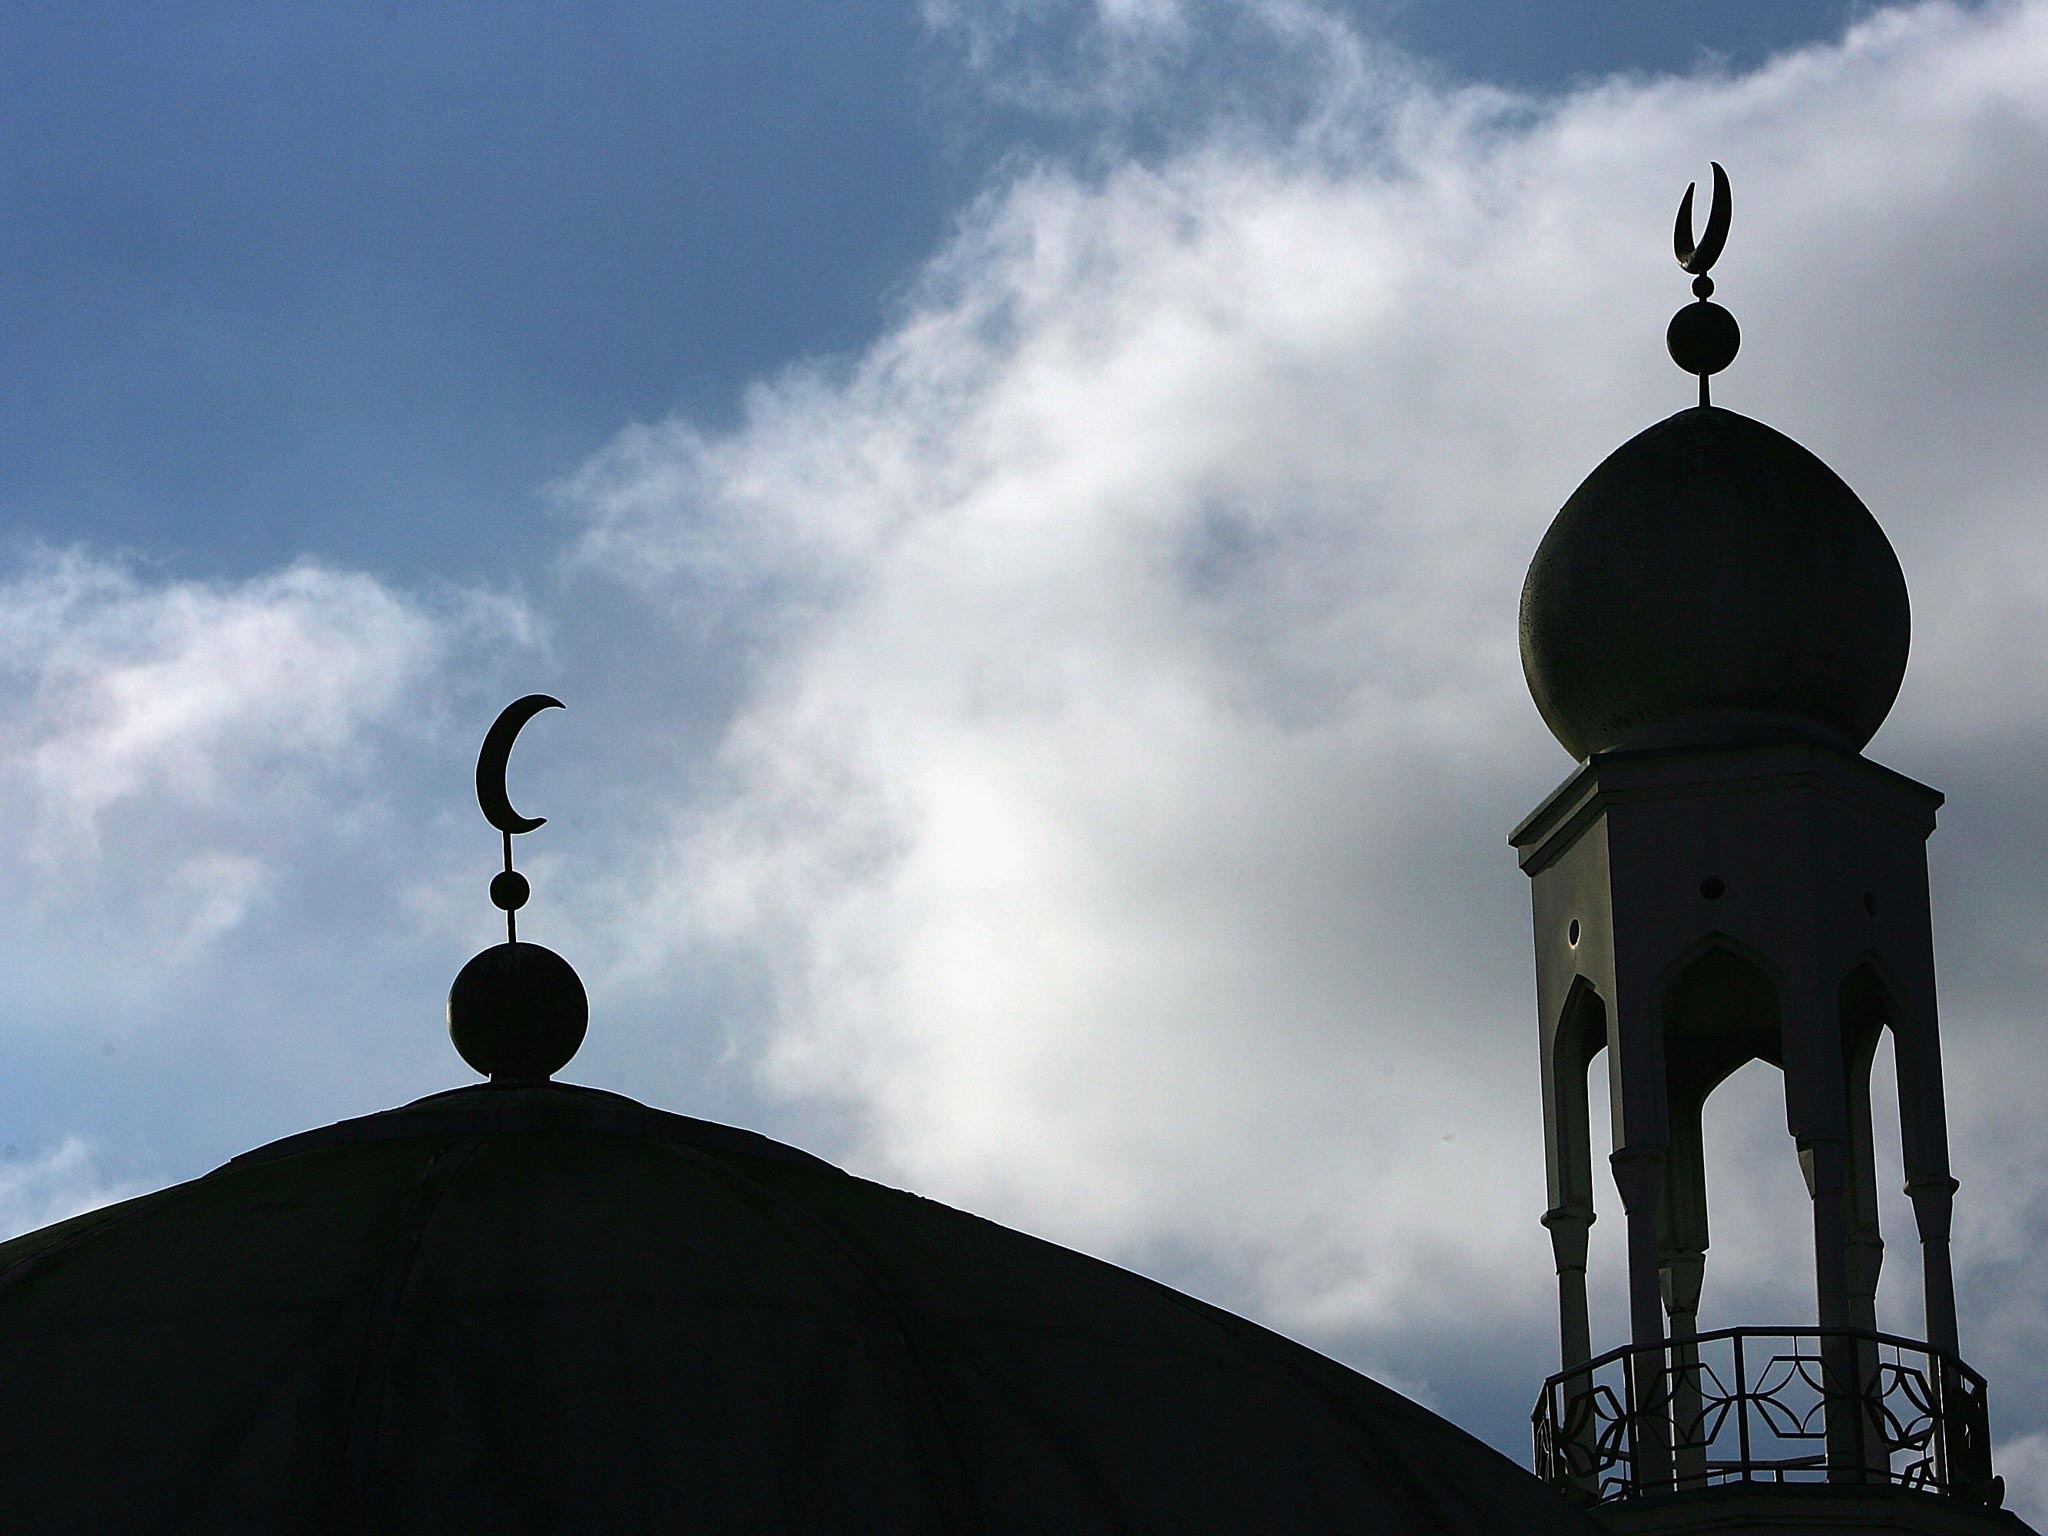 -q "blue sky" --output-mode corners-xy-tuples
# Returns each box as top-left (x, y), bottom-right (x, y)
(5, 3), (941, 580)
(6, 1), (1858, 584)
(7, 0), (2048, 1510)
